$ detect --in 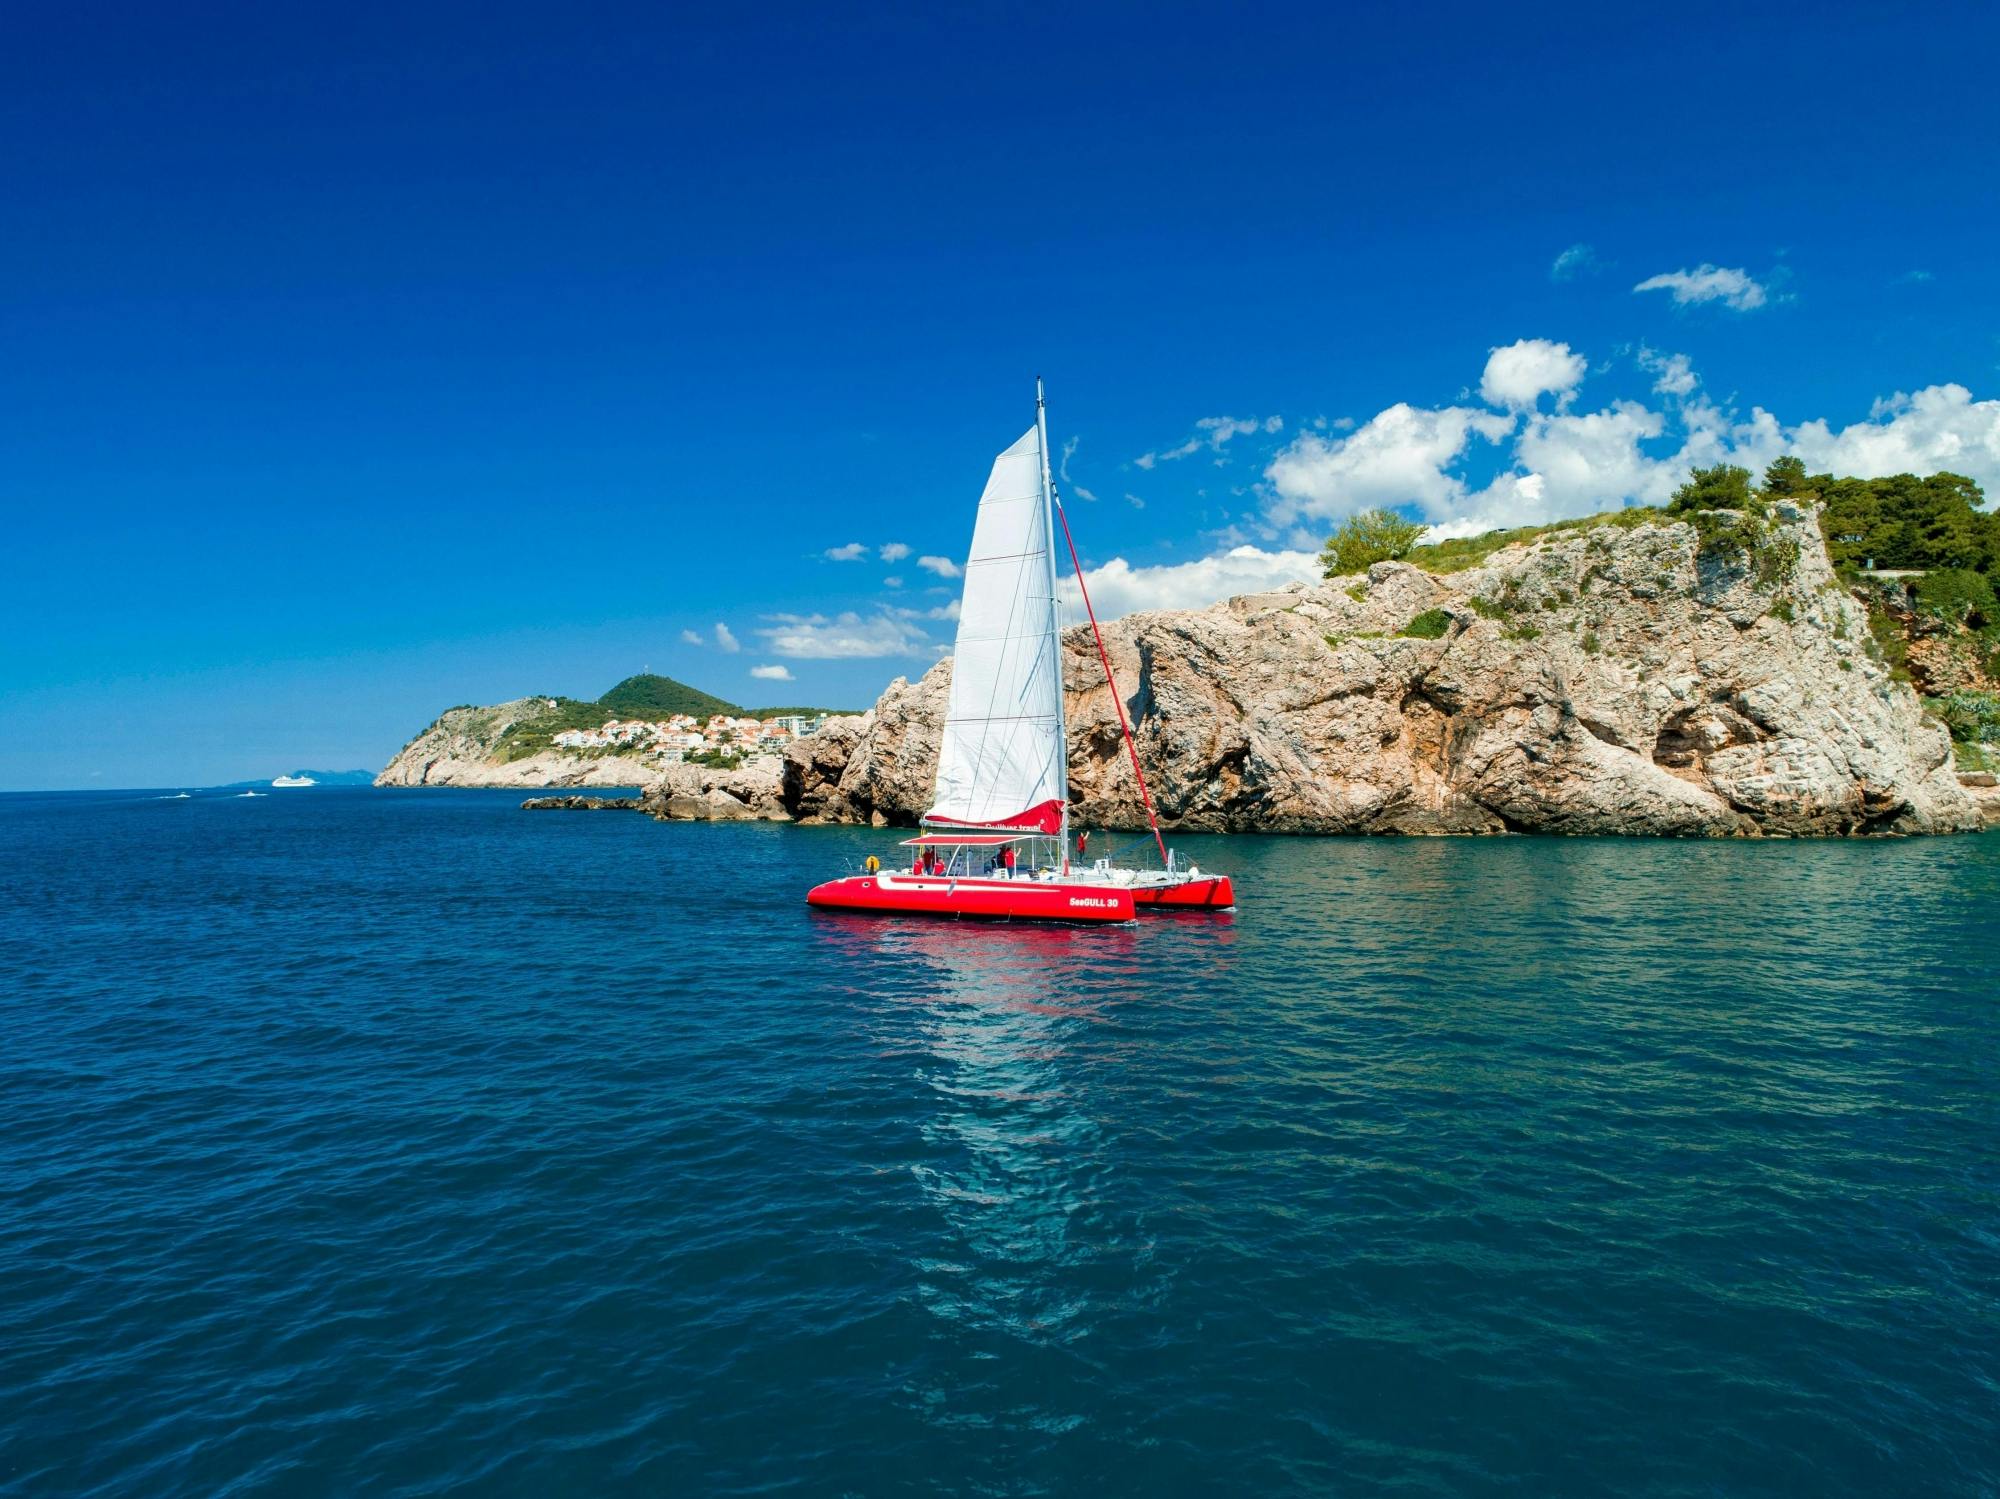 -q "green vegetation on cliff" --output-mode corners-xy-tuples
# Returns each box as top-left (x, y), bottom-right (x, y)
(494, 698), (615, 761)
(1400, 507), (1664, 575)
(1320, 509), (1428, 576)
(1814, 471), (1998, 576)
